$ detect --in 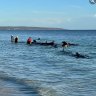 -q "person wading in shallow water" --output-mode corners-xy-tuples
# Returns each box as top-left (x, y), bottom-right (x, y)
(62, 41), (68, 51)
(11, 35), (14, 42)
(27, 37), (32, 44)
(15, 36), (18, 43)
